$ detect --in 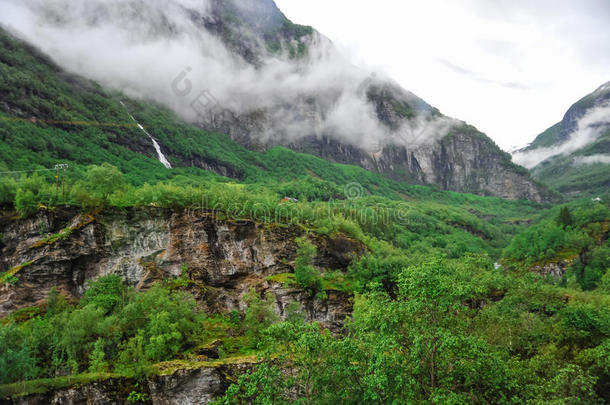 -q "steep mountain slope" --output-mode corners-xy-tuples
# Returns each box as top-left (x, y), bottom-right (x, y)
(513, 82), (610, 196)
(0, 0), (550, 201)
